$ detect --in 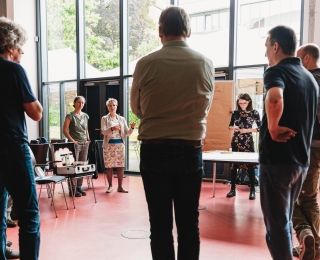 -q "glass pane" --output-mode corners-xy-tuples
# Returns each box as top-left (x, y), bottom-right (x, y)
(234, 67), (265, 151)
(127, 77), (140, 172)
(49, 84), (61, 139)
(179, 0), (230, 67)
(126, 0), (170, 171)
(47, 0), (77, 81)
(205, 15), (211, 31)
(85, 0), (120, 78)
(128, 0), (170, 75)
(64, 82), (77, 115)
(236, 0), (302, 66)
